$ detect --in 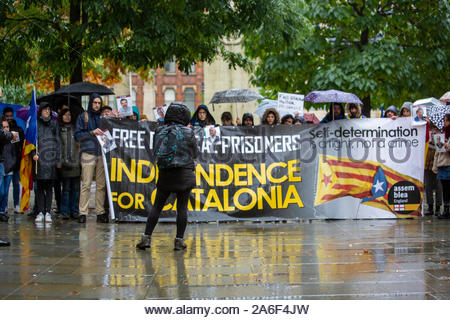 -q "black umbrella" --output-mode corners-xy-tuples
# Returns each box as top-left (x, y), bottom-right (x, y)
(37, 92), (84, 120)
(55, 81), (115, 95)
(37, 92), (80, 108)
